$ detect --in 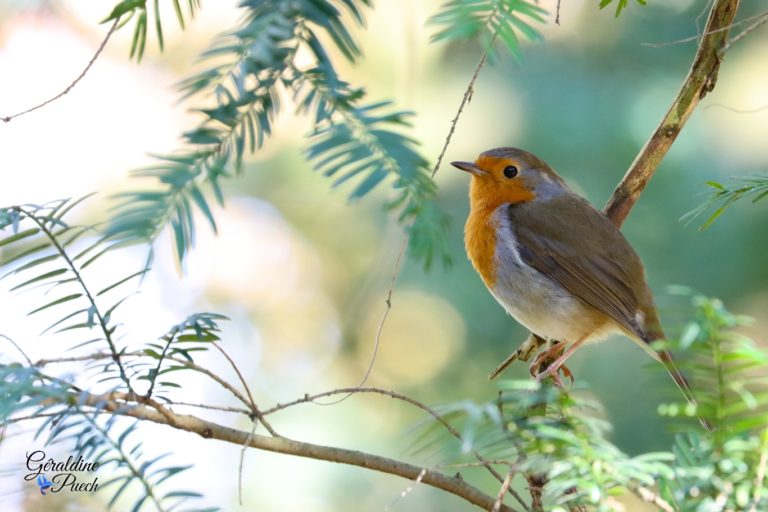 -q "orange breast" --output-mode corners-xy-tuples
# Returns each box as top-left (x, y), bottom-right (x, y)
(465, 208), (498, 288)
